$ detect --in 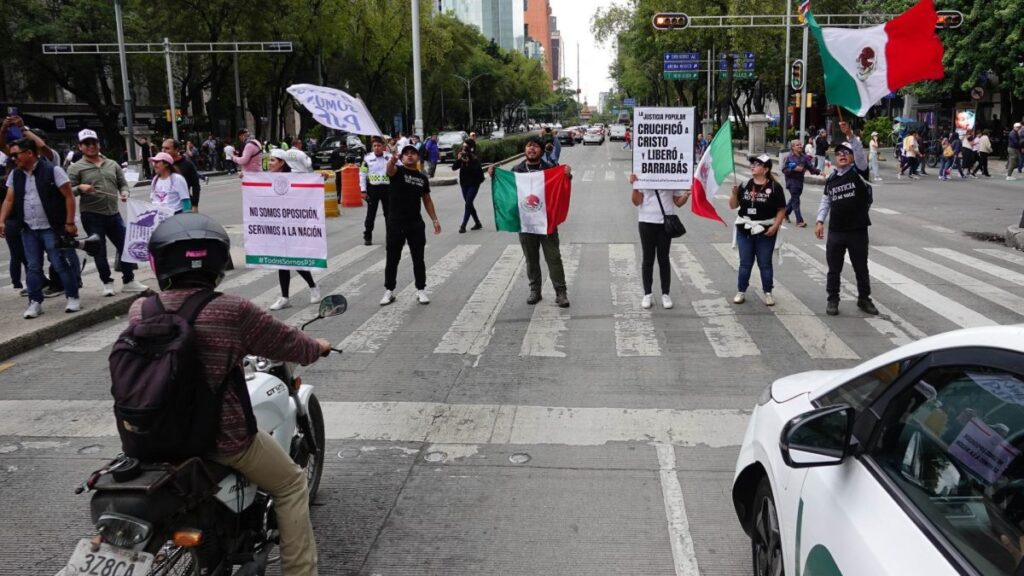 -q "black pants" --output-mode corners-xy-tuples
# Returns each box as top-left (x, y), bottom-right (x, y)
(639, 222), (671, 294)
(385, 219), (426, 290)
(461, 183), (481, 228)
(81, 211), (136, 284)
(826, 228), (871, 303)
(364, 185), (390, 240)
(4, 218), (25, 288)
(279, 269), (315, 298)
(973, 152), (990, 176)
(519, 231), (566, 292)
